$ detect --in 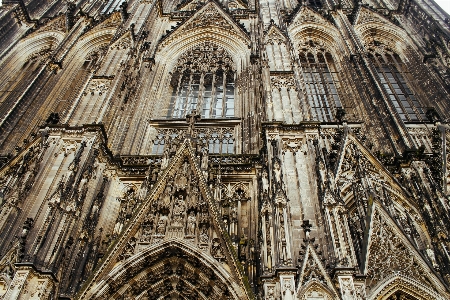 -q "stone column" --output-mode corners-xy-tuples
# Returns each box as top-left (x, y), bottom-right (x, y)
(335, 268), (359, 300)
